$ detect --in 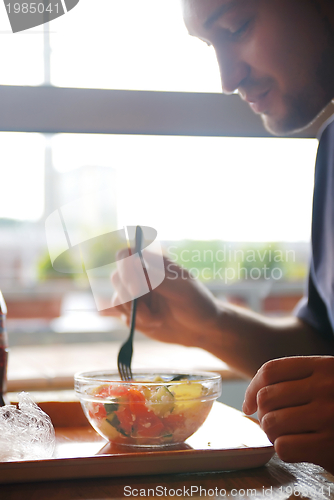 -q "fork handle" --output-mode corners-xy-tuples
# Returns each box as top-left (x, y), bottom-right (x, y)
(134, 225), (143, 257)
(129, 298), (137, 340)
(129, 226), (143, 338)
